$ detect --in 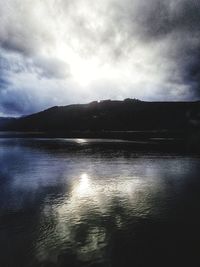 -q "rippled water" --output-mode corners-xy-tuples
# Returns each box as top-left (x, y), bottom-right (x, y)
(0, 138), (200, 267)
